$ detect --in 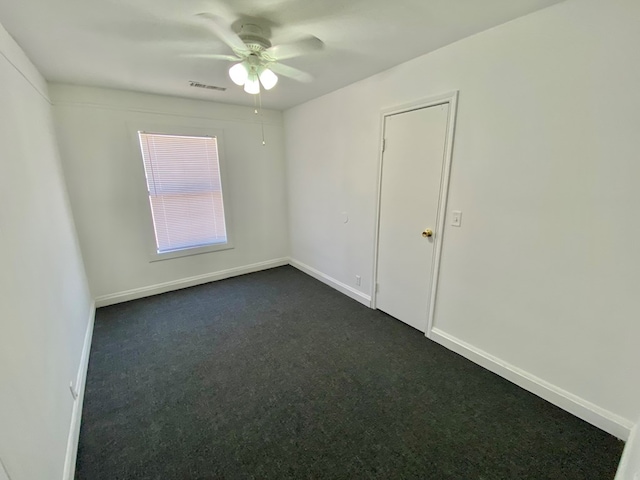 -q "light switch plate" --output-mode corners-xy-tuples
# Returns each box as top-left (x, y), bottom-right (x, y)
(451, 210), (462, 227)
